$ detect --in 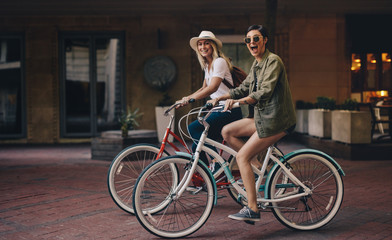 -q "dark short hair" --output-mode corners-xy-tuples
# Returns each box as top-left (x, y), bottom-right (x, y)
(246, 25), (269, 39)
